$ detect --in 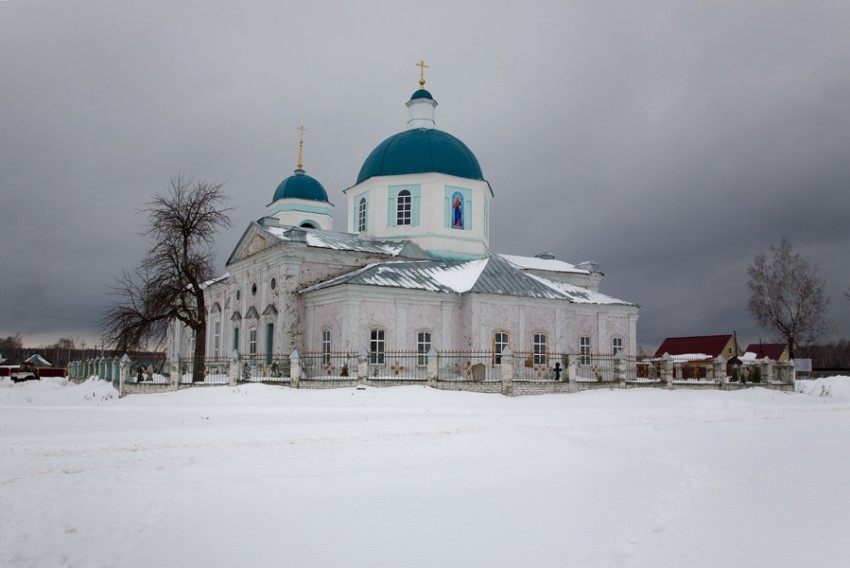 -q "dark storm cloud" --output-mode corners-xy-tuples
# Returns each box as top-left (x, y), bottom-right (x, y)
(1, 0), (848, 351)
